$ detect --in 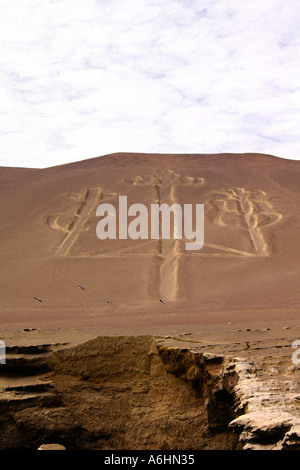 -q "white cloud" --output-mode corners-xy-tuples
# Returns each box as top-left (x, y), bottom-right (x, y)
(0, 0), (300, 167)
